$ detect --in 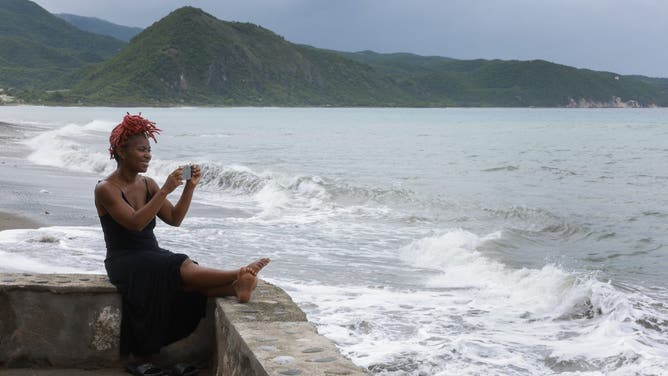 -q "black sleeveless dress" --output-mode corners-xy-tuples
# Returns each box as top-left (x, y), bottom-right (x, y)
(100, 178), (207, 356)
